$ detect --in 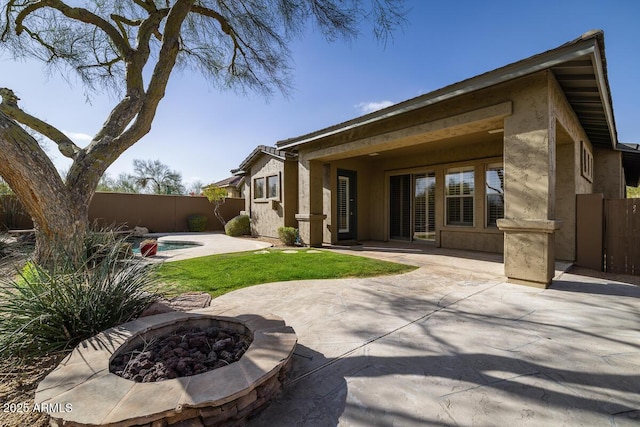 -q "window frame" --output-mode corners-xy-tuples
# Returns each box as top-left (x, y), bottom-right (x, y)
(253, 174), (280, 200)
(253, 177), (265, 200)
(485, 163), (504, 228)
(445, 167), (475, 227)
(266, 174), (279, 199)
